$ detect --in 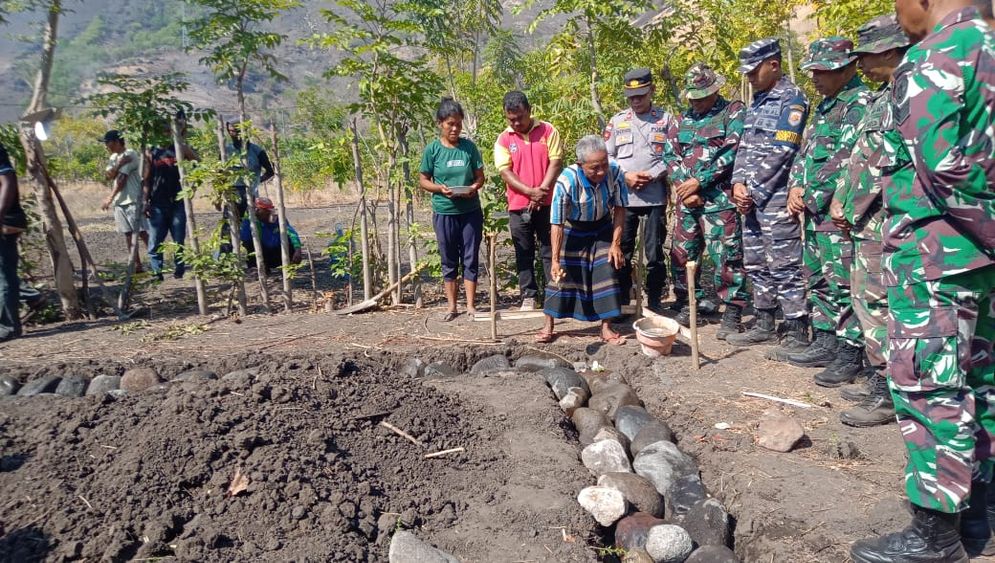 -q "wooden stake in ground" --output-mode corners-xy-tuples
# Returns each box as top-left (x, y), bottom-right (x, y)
(270, 123), (292, 312)
(350, 118), (372, 301)
(633, 220), (645, 315)
(172, 118), (208, 316)
(489, 233), (498, 341)
(216, 116), (248, 317)
(687, 260), (700, 371)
